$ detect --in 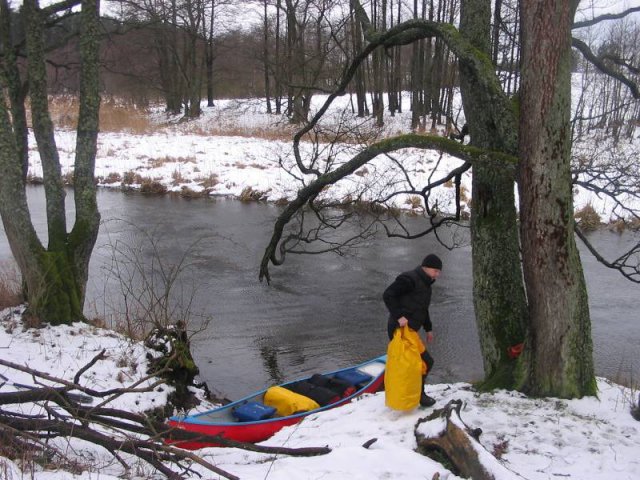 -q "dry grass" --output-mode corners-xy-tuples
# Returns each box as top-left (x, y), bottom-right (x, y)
(185, 124), (296, 142)
(171, 169), (186, 185)
(149, 156), (196, 168)
(196, 173), (219, 189)
(575, 203), (602, 231)
(178, 186), (206, 198)
(139, 178), (167, 194)
(239, 186), (268, 202)
(48, 96), (153, 134)
(405, 196), (423, 210)
(0, 261), (22, 309)
(122, 171), (144, 185)
(101, 172), (122, 184)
